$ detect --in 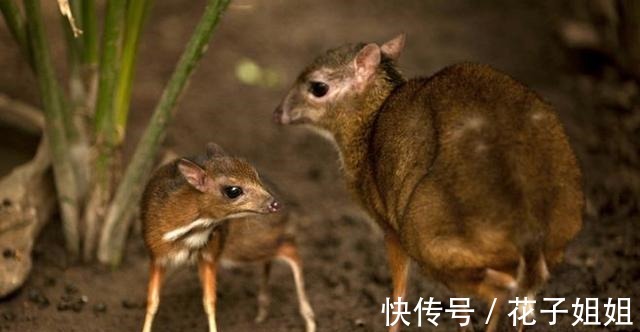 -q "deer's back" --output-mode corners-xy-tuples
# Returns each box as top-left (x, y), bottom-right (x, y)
(371, 63), (583, 271)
